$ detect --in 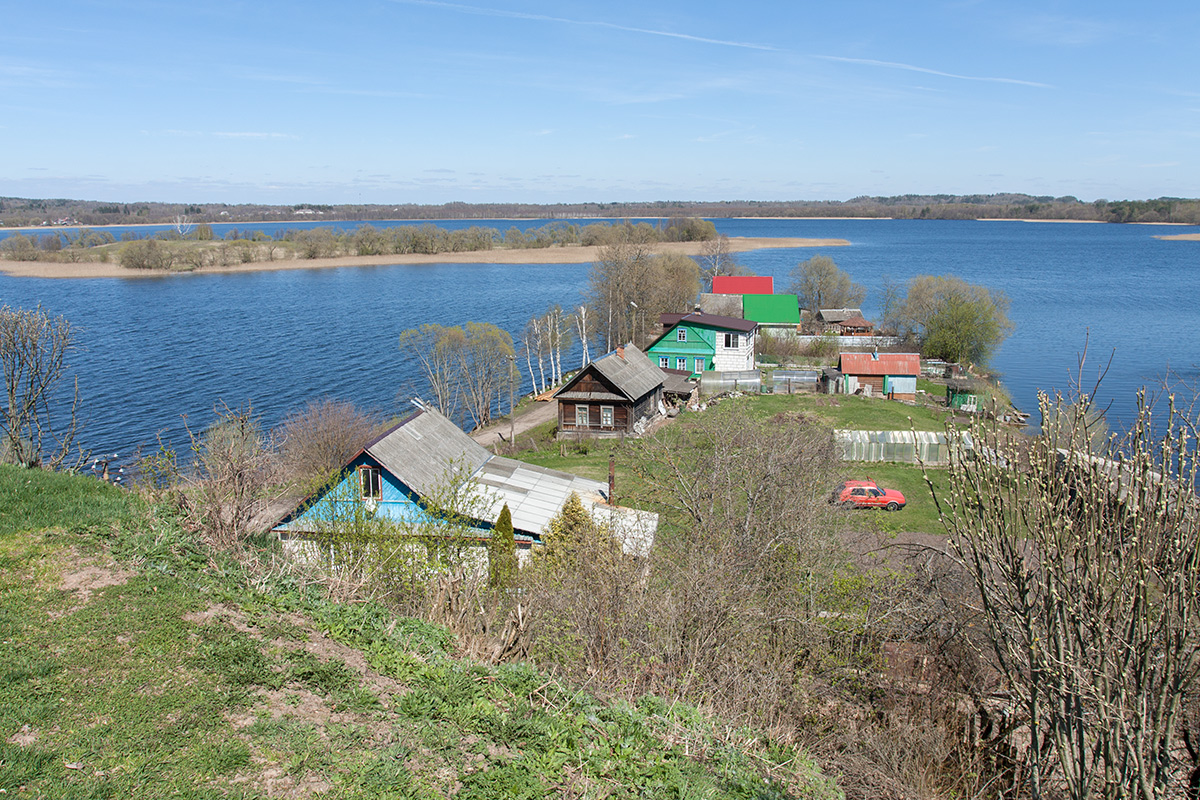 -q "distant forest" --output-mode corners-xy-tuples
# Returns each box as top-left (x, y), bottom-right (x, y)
(3, 193), (1199, 228)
